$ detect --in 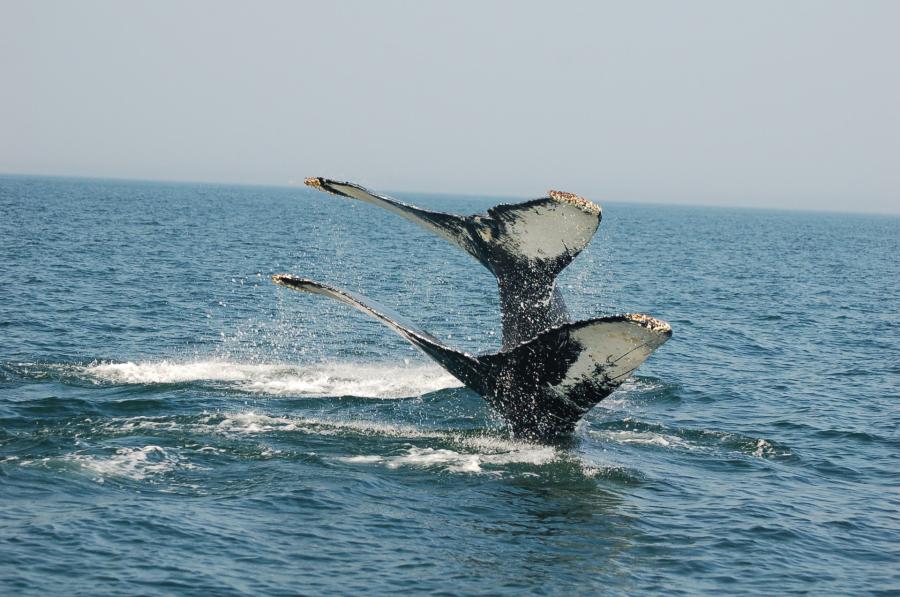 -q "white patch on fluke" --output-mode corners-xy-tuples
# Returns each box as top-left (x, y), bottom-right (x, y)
(490, 201), (599, 260)
(80, 360), (461, 398)
(554, 318), (670, 391)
